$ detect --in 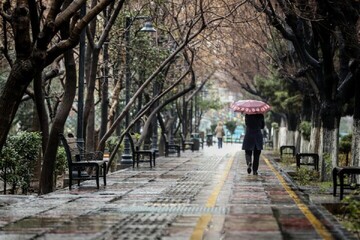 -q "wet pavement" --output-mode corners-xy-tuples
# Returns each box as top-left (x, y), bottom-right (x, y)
(0, 144), (356, 239)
